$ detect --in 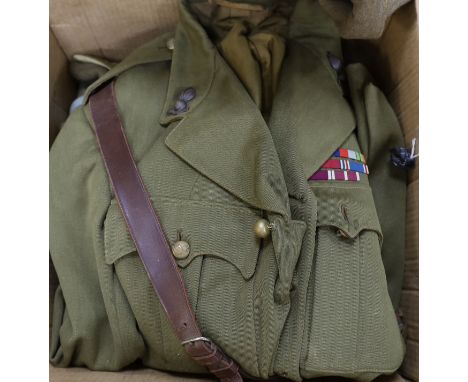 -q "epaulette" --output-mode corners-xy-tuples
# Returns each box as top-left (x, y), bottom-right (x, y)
(83, 32), (174, 103)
